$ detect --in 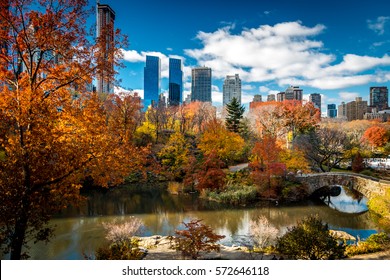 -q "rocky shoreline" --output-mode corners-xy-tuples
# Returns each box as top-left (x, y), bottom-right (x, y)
(137, 235), (390, 260)
(137, 235), (281, 260)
